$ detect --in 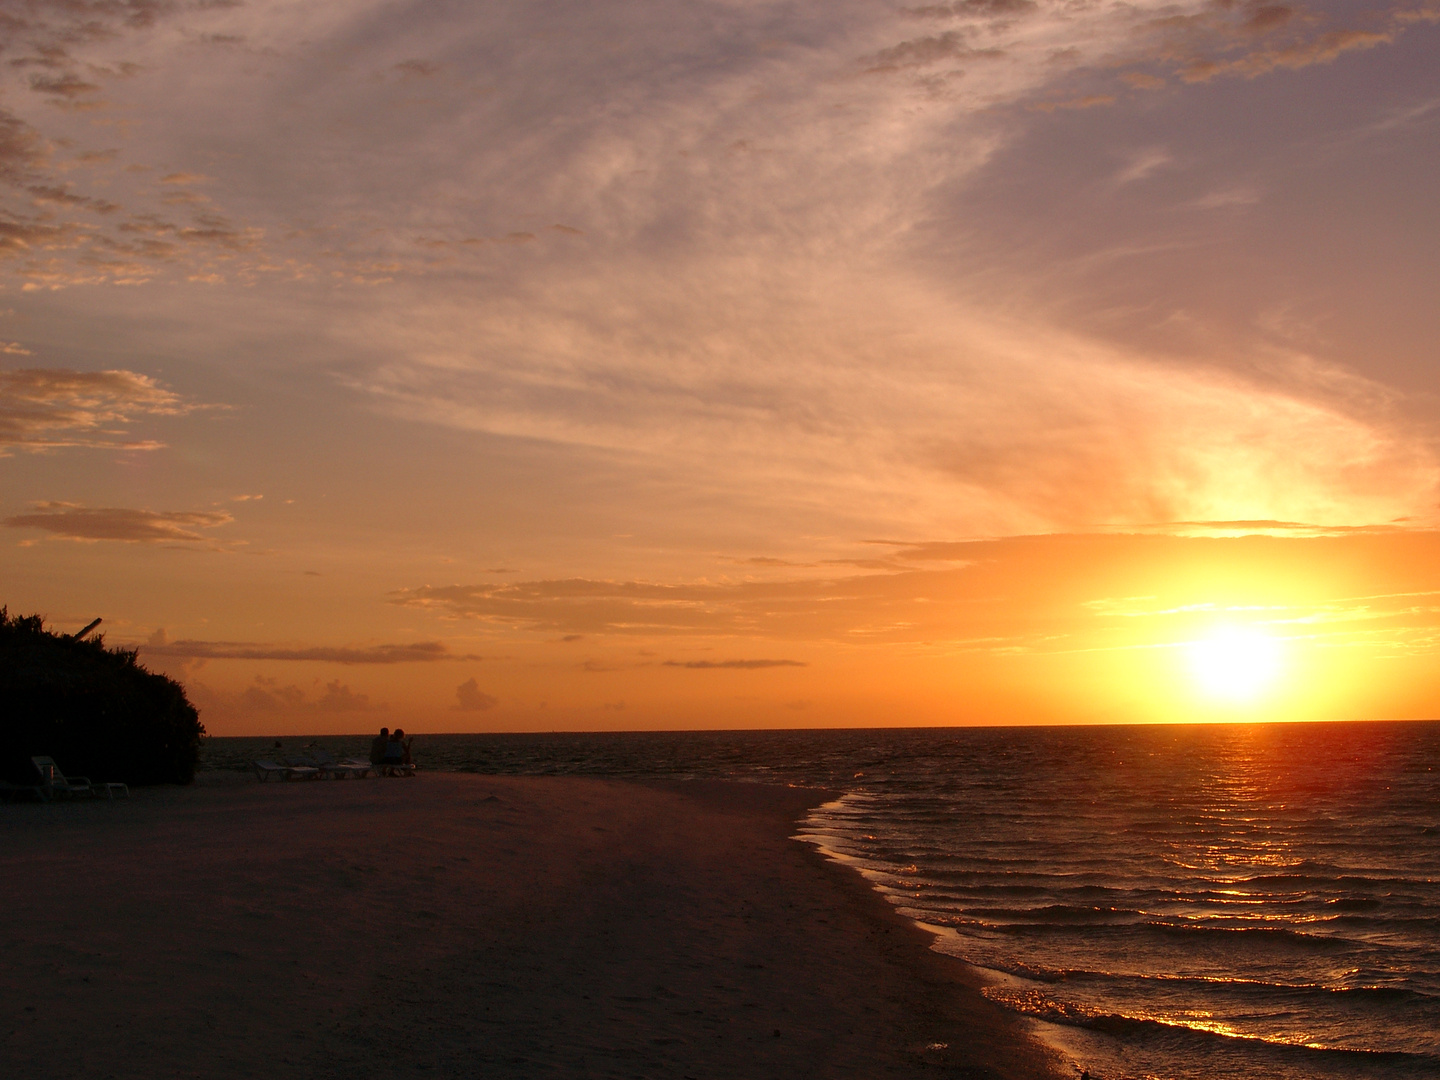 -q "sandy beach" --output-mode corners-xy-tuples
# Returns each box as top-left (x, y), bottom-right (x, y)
(2, 772), (1064, 1079)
